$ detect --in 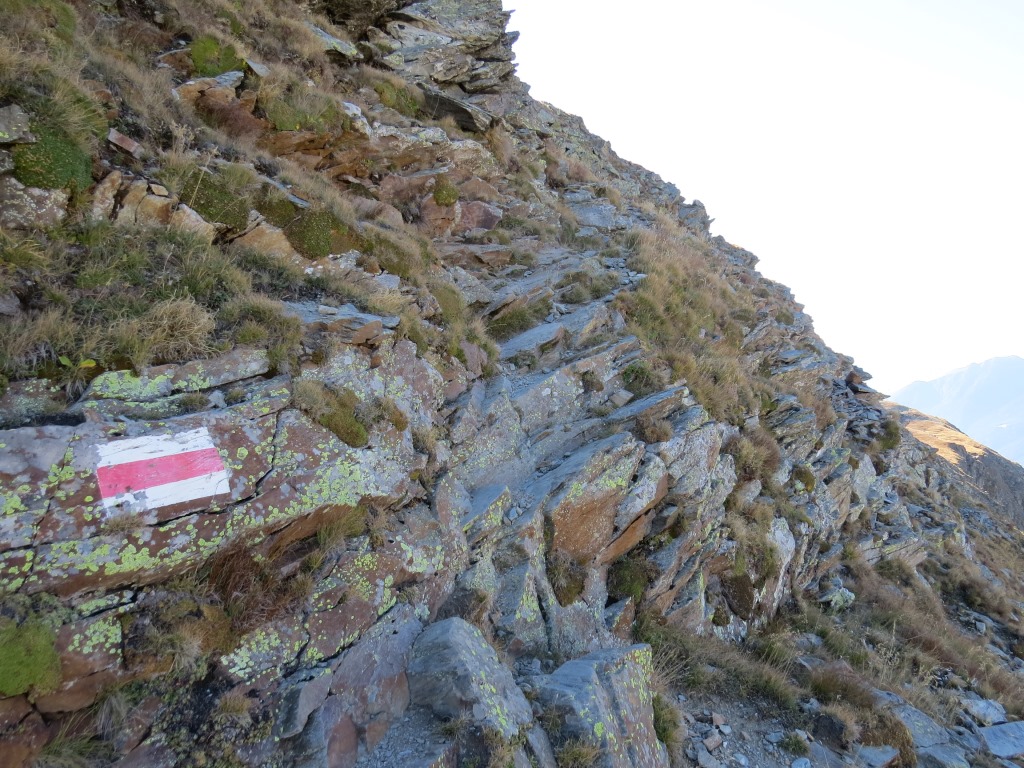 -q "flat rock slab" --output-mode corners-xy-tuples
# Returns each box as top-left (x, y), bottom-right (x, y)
(0, 176), (68, 229)
(419, 89), (494, 133)
(407, 617), (532, 741)
(979, 721), (1024, 759)
(960, 697), (1007, 726)
(853, 744), (899, 767)
(498, 322), (565, 362)
(890, 704), (948, 749)
(283, 301), (400, 344)
(916, 744), (969, 768)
